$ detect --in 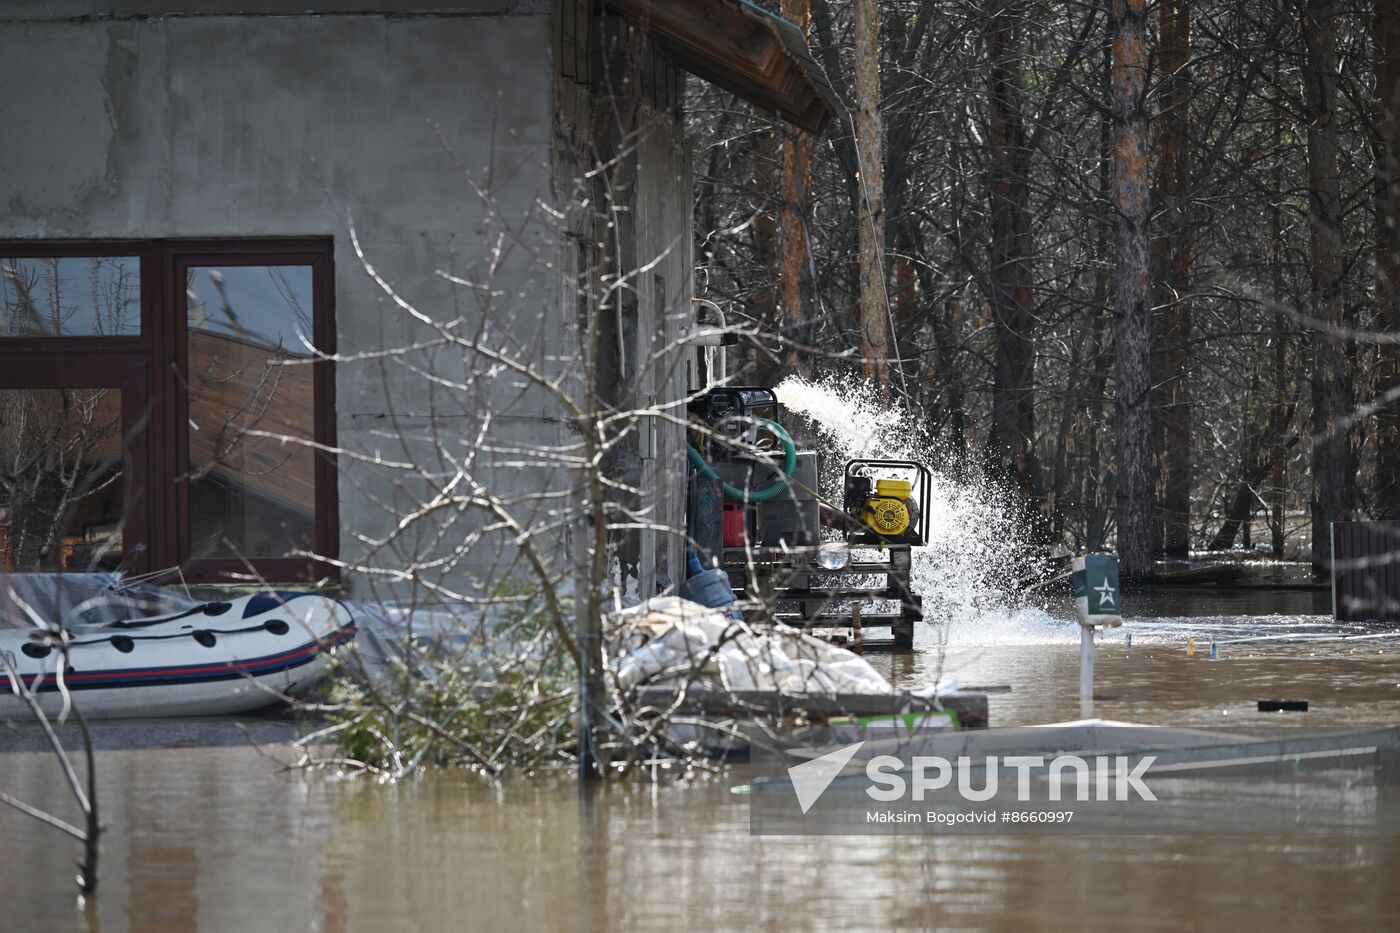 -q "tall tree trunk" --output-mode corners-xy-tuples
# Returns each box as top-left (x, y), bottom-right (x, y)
(985, 0), (1042, 515)
(1111, 0), (1154, 576)
(884, 3), (935, 379)
(1270, 54), (1289, 558)
(891, 224), (923, 405)
(1374, 2), (1400, 518)
(1271, 136), (1290, 557)
(1083, 298), (1114, 551)
(1210, 406), (1299, 550)
(941, 296), (969, 465)
(750, 127), (778, 384)
(808, 0), (863, 322)
(1153, 0), (1193, 557)
(1049, 334), (1084, 539)
(853, 0), (889, 390)
(780, 0), (814, 377)
(1300, 0), (1348, 574)
(1082, 31), (1115, 553)
(908, 218), (970, 468)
